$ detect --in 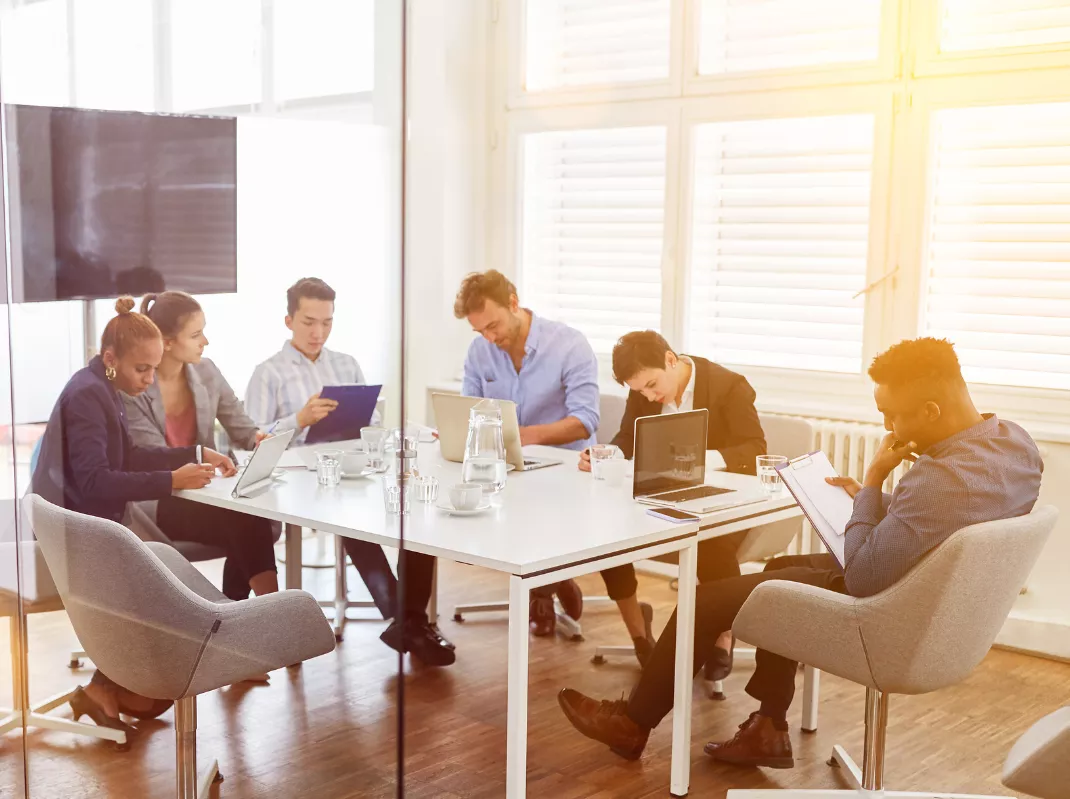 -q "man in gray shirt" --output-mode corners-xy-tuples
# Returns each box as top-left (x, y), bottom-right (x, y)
(556, 337), (1043, 768)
